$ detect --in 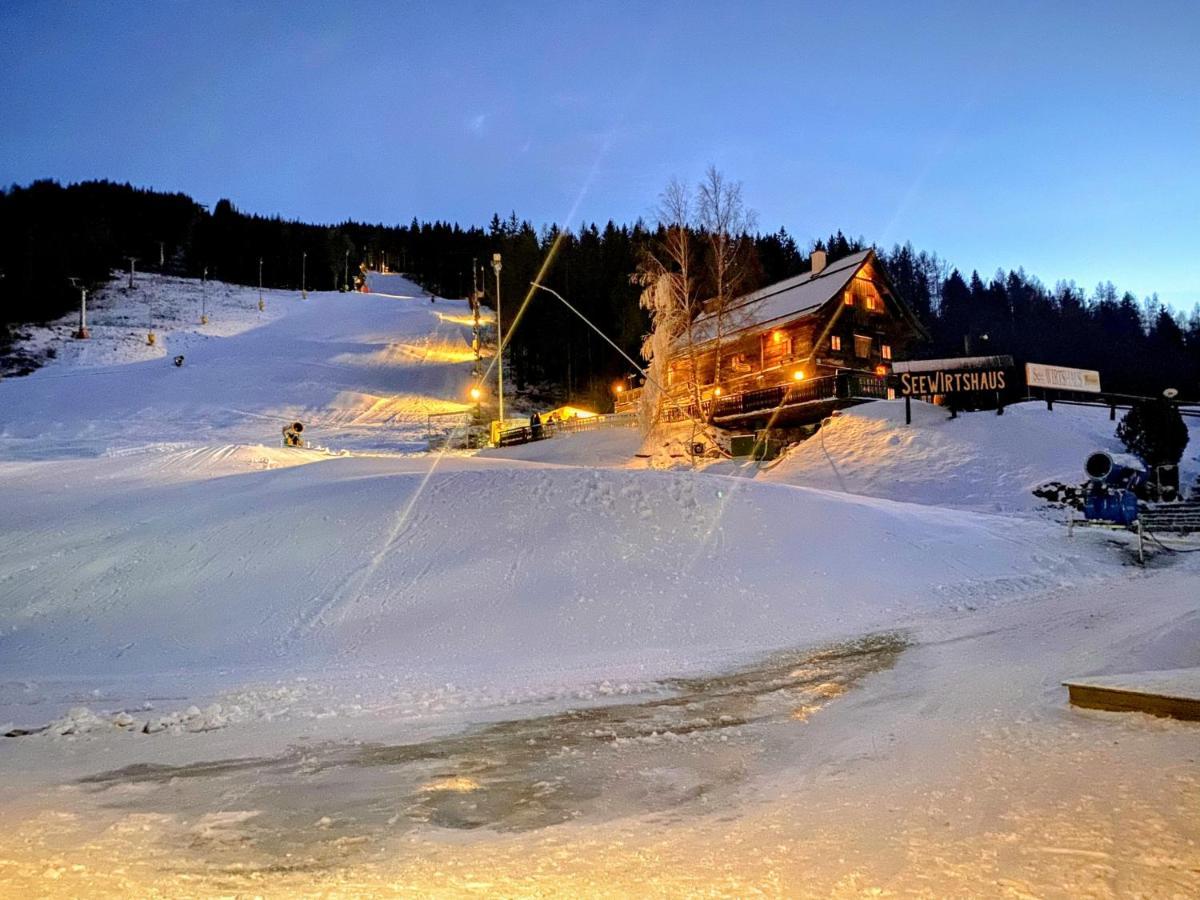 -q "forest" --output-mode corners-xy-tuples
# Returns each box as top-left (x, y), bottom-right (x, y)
(2, 178), (1198, 403)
